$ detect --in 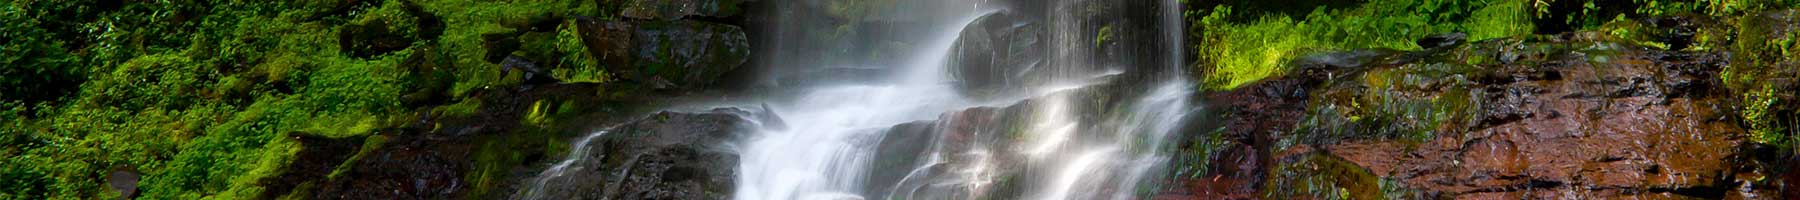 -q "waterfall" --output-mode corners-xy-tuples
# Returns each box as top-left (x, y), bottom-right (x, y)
(738, 0), (1191, 199)
(519, 0), (1191, 199)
